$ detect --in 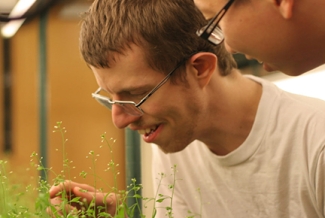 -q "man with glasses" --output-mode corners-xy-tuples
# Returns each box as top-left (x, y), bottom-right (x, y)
(195, 0), (325, 76)
(49, 0), (325, 217)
